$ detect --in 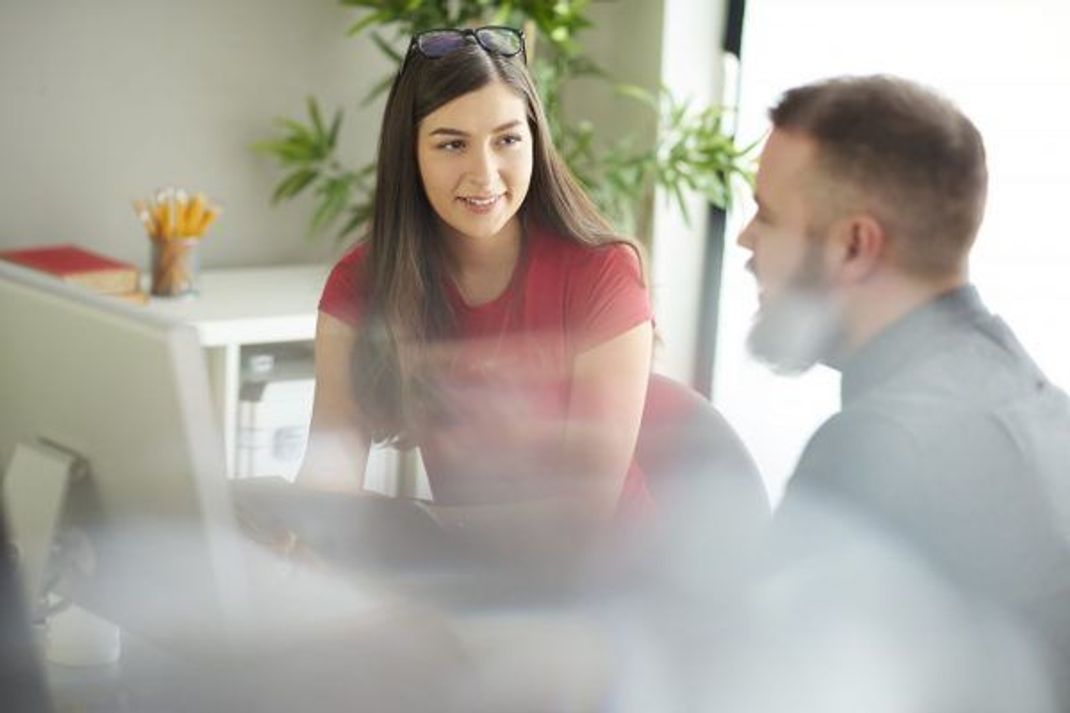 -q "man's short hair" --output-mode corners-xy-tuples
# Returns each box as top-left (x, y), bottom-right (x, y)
(770, 75), (988, 278)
